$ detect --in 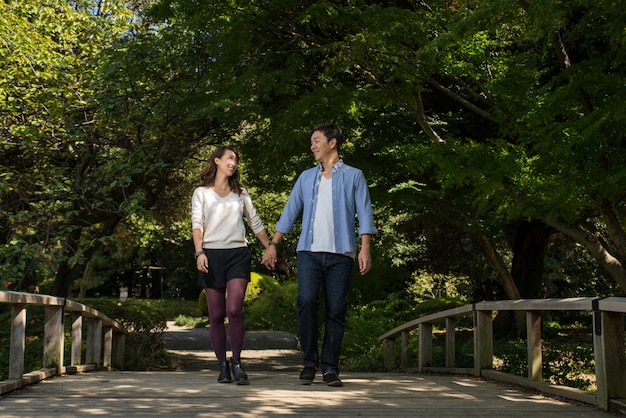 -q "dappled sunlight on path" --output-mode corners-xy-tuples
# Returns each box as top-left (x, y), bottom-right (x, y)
(0, 321), (617, 417)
